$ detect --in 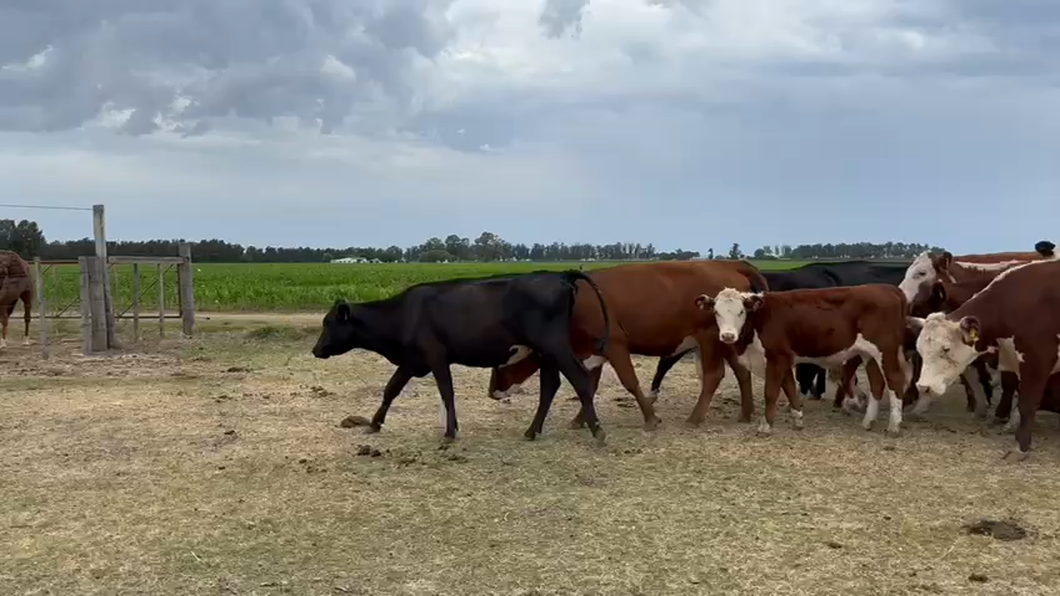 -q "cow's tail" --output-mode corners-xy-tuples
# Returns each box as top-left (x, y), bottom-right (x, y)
(563, 270), (610, 356)
(736, 260), (770, 293)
